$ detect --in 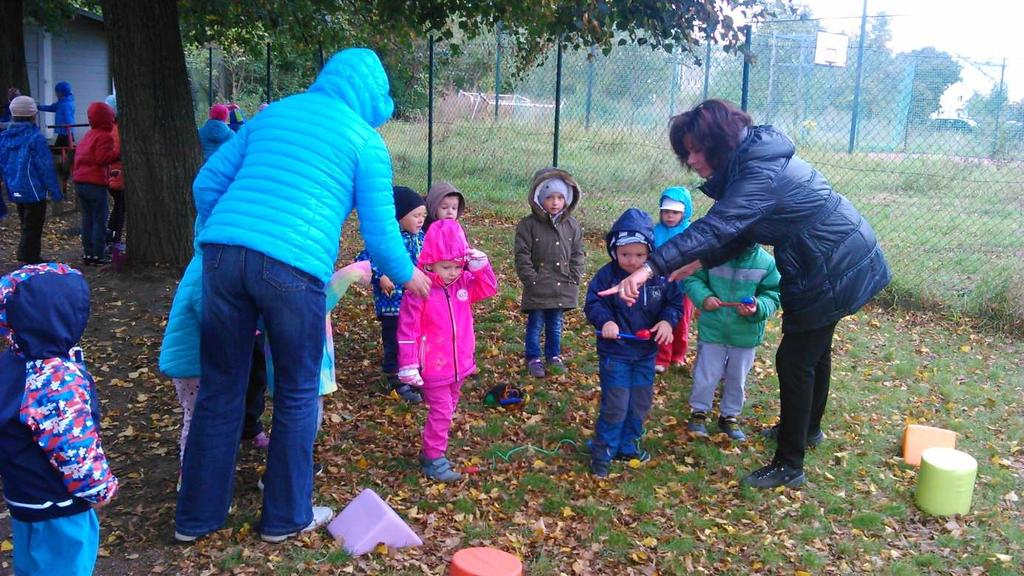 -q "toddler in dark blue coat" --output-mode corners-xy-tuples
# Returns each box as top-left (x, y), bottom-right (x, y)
(584, 208), (682, 477)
